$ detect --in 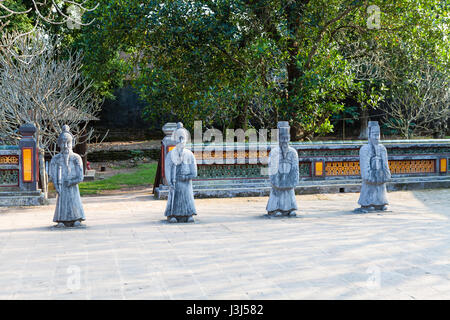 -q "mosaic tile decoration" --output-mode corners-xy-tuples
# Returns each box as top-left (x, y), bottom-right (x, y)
(389, 159), (435, 174)
(297, 146), (450, 158)
(325, 161), (360, 176)
(299, 162), (312, 177)
(196, 162), (312, 179)
(0, 169), (19, 186)
(197, 164), (263, 179)
(298, 149), (359, 157)
(439, 158), (447, 173)
(388, 147), (450, 155)
(0, 155), (19, 165)
(325, 159), (437, 176)
(194, 150), (270, 161)
(190, 146), (450, 160)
